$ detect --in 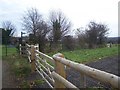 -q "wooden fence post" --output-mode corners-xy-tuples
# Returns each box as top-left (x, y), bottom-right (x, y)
(53, 53), (66, 88)
(31, 45), (36, 73)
